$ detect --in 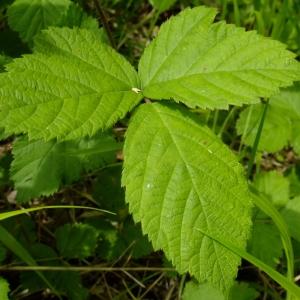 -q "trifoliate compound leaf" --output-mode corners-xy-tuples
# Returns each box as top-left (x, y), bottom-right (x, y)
(11, 132), (121, 203)
(0, 277), (10, 300)
(55, 223), (98, 259)
(281, 196), (300, 242)
(253, 171), (290, 207)
(139, 7), (300, 110)
(123, 102), (253, 293)
(0, 27), (142, 140)
(149, 0), (177, 13)
(248, 222), (283, 268)
(7, 0), (71, 43)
